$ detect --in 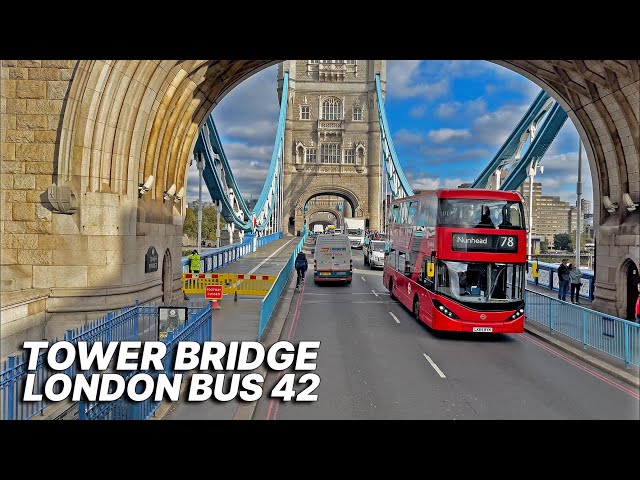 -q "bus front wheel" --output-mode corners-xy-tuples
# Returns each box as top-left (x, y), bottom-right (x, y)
(388, 278), (395, 300)
(413, 296), (420, 321)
